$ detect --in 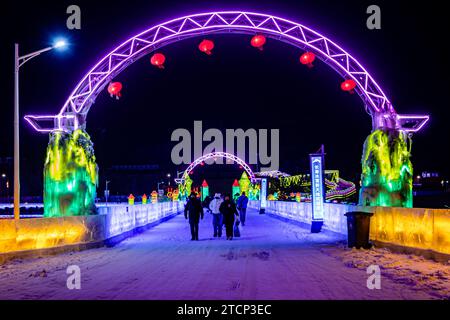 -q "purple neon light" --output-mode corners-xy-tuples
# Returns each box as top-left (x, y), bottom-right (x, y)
(325, 178), (356, 200)
(24, 11), (429, 132)
(180, 152), (256, 184)
(397, 114), (430, 132)
(24, 114), (77, 133)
